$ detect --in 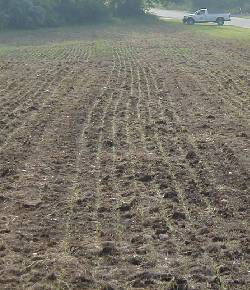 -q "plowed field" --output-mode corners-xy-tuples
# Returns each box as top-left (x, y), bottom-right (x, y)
(0, 22), (249, 290)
